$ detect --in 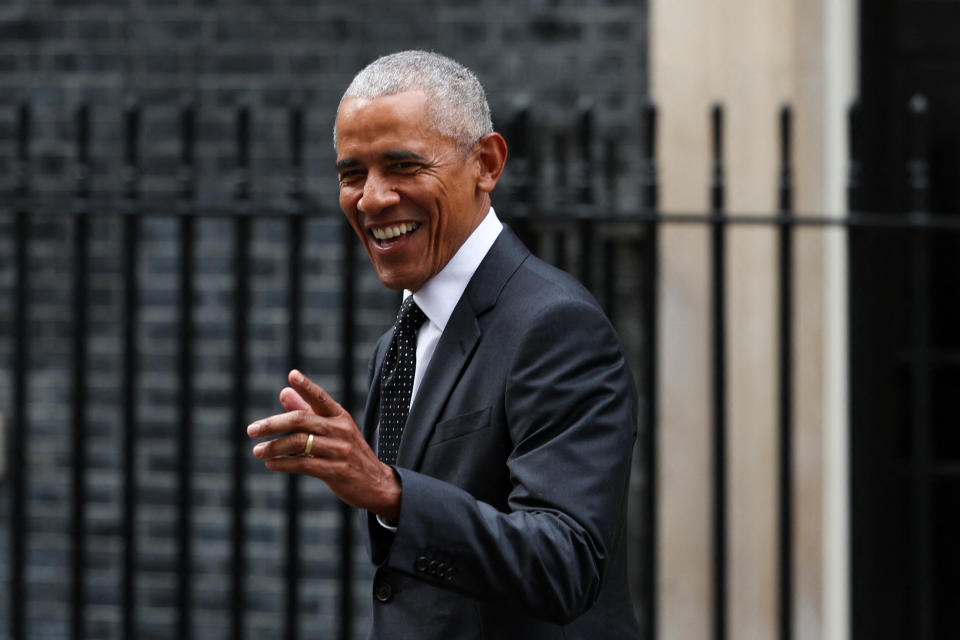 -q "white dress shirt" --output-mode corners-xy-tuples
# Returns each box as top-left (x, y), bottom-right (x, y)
(405, 206), (503, 405)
